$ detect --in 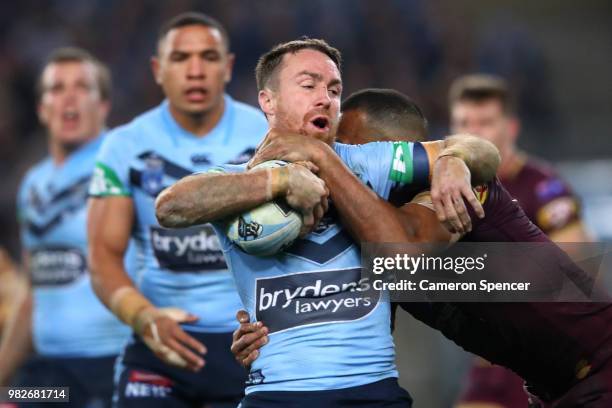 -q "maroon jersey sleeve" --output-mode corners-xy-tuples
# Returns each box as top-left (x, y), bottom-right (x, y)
(501, 159), (581, 235)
